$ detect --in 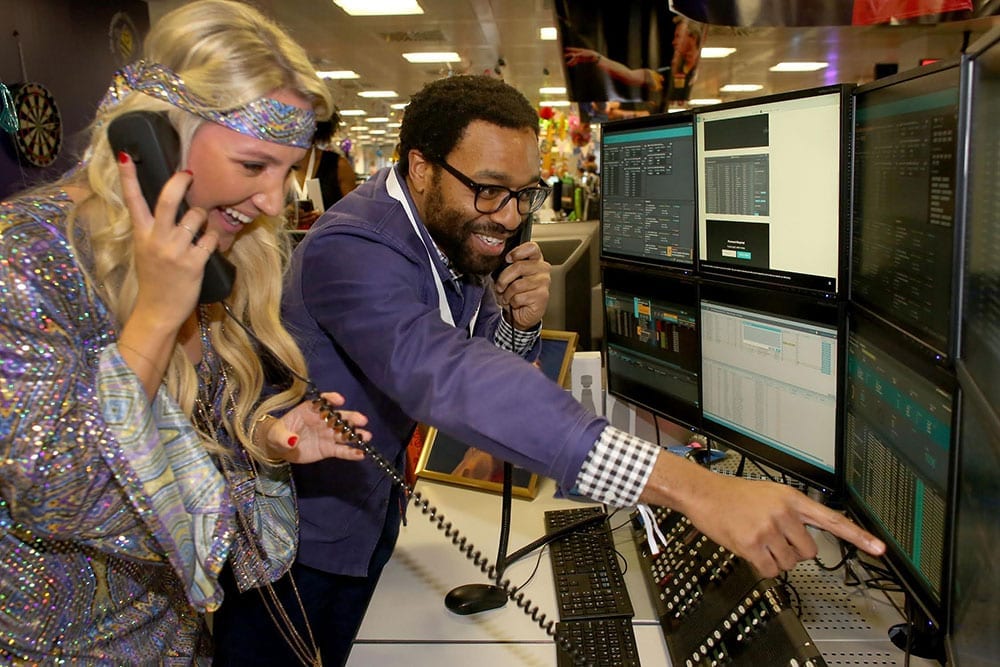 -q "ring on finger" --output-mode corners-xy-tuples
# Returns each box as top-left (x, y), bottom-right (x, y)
(195, 241), (212, 253)
(179, 223), (198, 236)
